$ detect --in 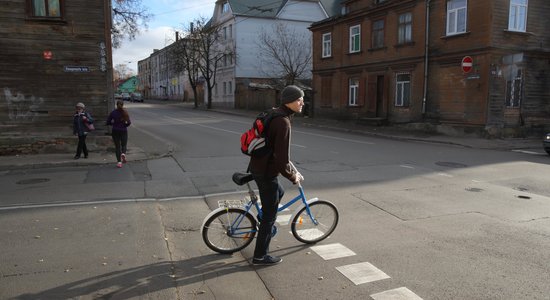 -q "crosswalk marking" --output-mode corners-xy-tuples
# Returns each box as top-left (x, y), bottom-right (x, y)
(371, 287), (423, 300)
(336, 262), (390, 285)
(310, 243), (356, 260)
(276, 214), (291, 225)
